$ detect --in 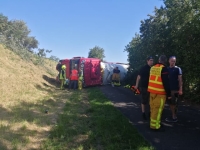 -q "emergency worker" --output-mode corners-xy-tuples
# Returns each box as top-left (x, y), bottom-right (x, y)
(165, 56), (183, 122)
(78, 72), (83, 90)
(148, 55), (171, 131)
(59, 65), (66, 90)
(134, 56), (154, 120)
(56, 61), (62, 82)
(112, 67), (120, 87)
(69, 67), (78, 90)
